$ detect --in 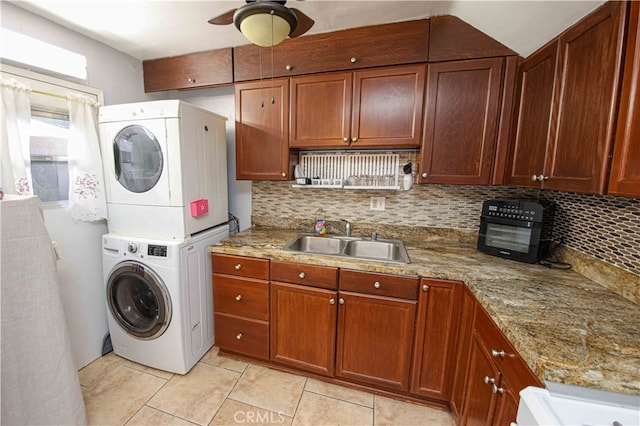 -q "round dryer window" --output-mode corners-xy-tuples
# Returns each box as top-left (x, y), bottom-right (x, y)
(107, 261), (171, 339)
(113, 125), (163, 193)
